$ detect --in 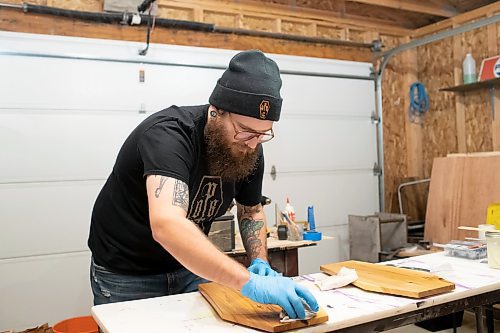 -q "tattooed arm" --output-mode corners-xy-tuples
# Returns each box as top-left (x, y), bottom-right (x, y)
(237, 202), (268, 262)
(146, 175), (250, 290)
